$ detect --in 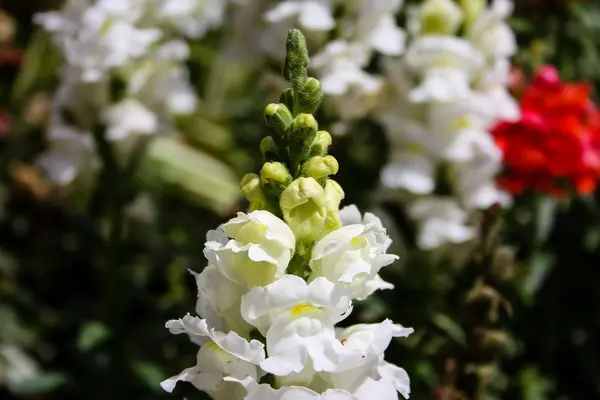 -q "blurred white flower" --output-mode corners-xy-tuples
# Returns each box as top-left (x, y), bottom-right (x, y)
(408, 197), (476, 249)
(102, 99), (158, 140)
